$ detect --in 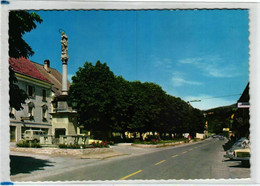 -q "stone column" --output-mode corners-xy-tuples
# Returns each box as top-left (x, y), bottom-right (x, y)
(60, 32), (69, 95)
(62, 60), (68, 95)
